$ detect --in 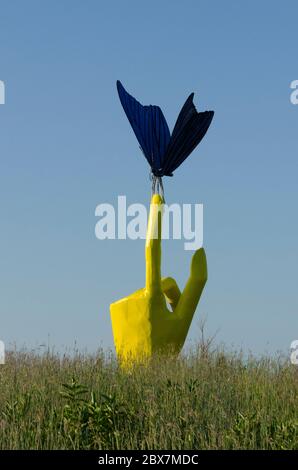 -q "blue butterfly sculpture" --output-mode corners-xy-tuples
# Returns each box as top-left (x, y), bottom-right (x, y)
(117, 80), (214, 183)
